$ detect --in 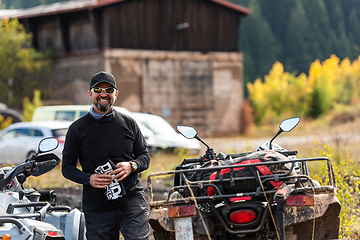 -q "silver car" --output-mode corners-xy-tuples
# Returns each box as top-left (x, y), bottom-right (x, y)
(0, 121), (72, 164)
